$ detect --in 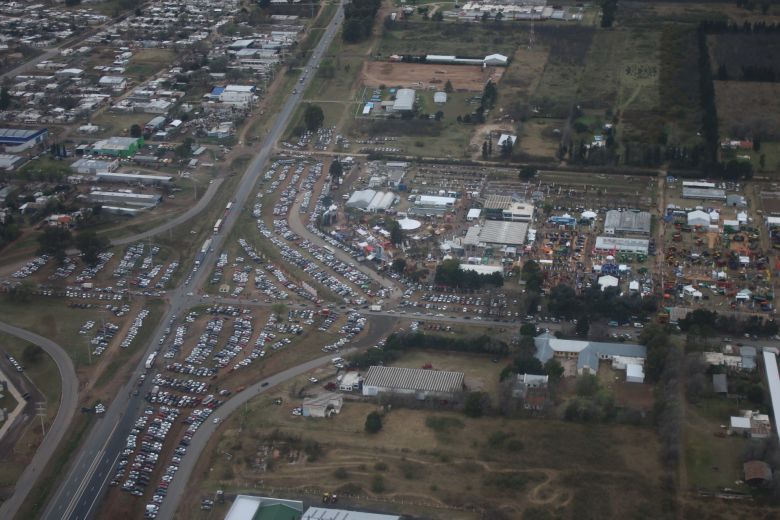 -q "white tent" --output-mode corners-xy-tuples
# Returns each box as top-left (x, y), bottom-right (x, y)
(687, 210), (710, 227)
(598, 275), (619, 291)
